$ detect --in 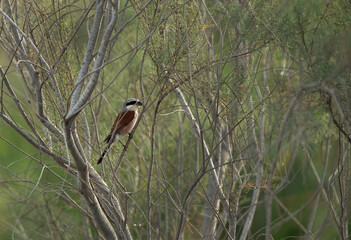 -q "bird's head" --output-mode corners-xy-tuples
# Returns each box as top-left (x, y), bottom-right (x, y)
(122, 98), (143, 111)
